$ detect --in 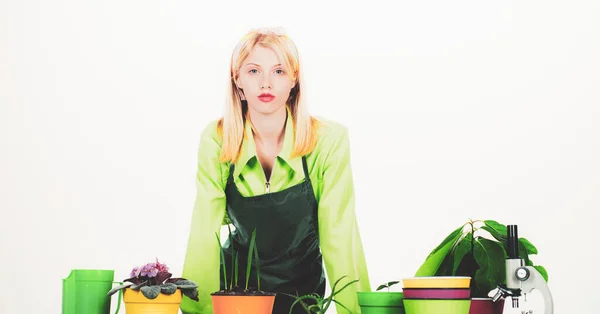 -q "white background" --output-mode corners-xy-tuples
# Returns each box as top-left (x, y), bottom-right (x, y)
(1, 0), (599, 313)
